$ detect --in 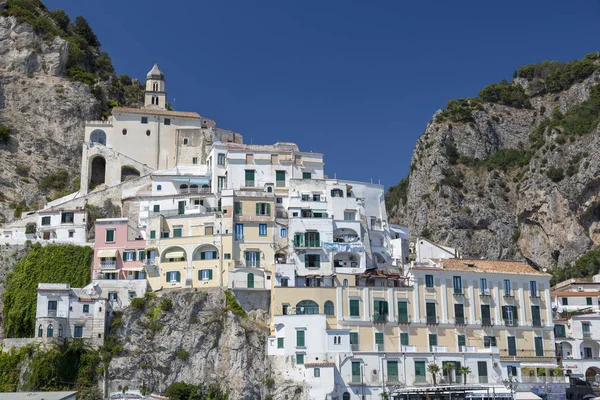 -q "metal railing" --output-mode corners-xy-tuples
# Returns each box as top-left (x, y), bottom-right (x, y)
(398, 315), (410, 324)
(480, 290), (491, 296)
(376, 343), (384, 352)
(500, 349), (556, 358)
(373, 314), (388, 323)
(352, 375), (361, 384)
(426, 315), (439, 325)
(276, 181), (286, 187)
(504, 319), (519, 327)
(479, 376), (489, 384)
(244, 180), (255, 188)
(351, 344), (359, 351)
(583, 332), (592, 338)
(178, 187), (211, 194)
(453, 289), (464, 296)
(100, 260), (117, 270)
(455, 317), (466, 325)
(532, 319), (543, 327)
(481, 318), (494, 327)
